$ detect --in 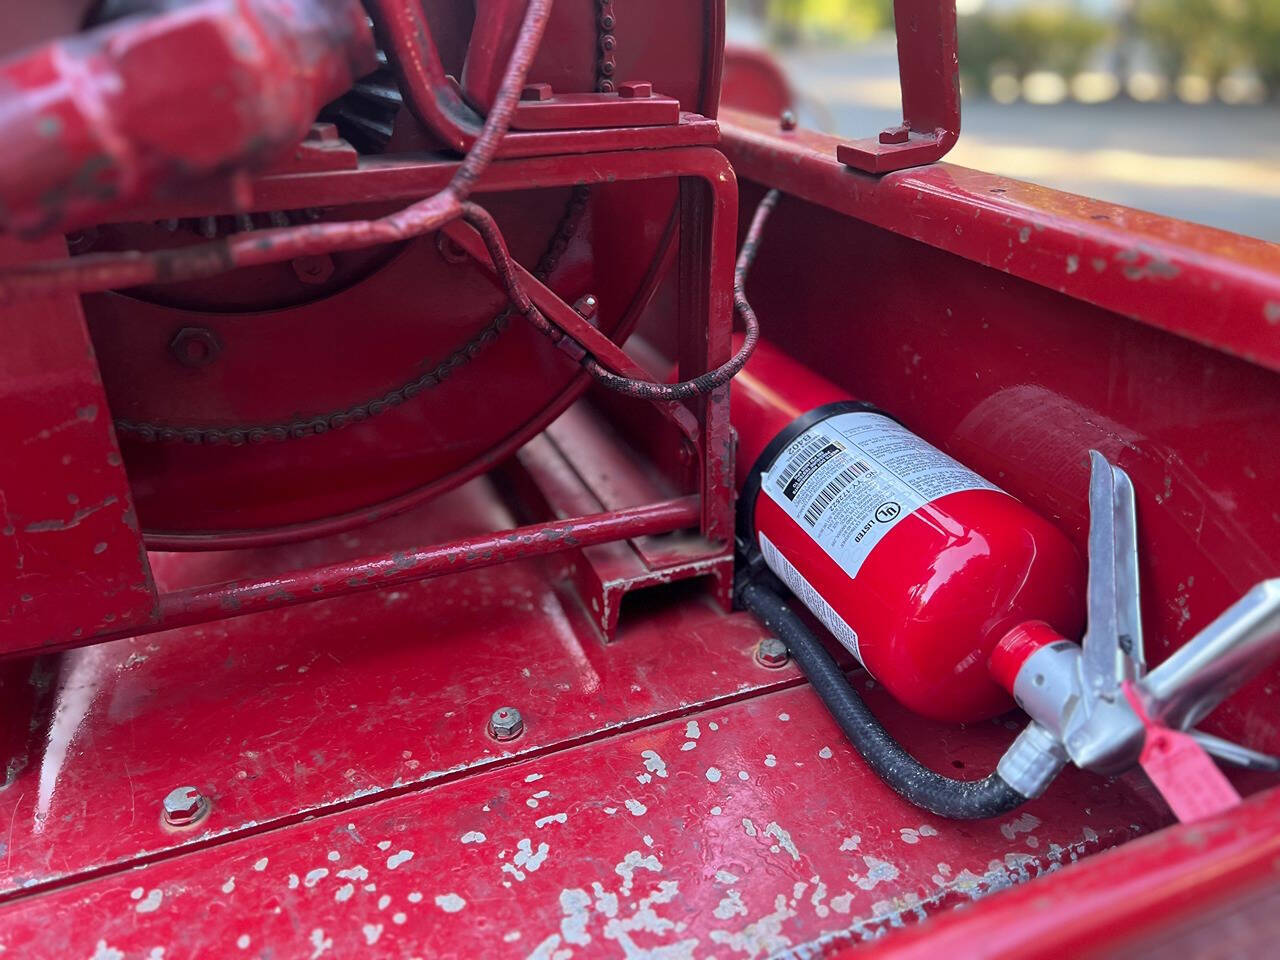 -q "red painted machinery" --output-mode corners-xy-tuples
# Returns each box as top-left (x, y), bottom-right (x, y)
(1, 1), (1279, 957)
